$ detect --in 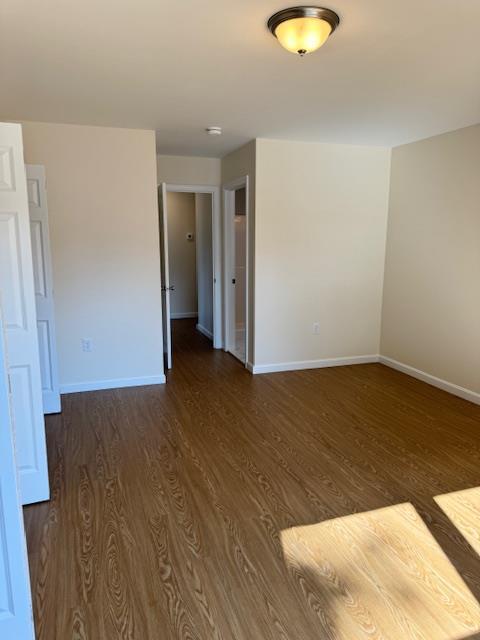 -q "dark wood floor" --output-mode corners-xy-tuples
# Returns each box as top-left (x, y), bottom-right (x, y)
(24, 319), (480, 639)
